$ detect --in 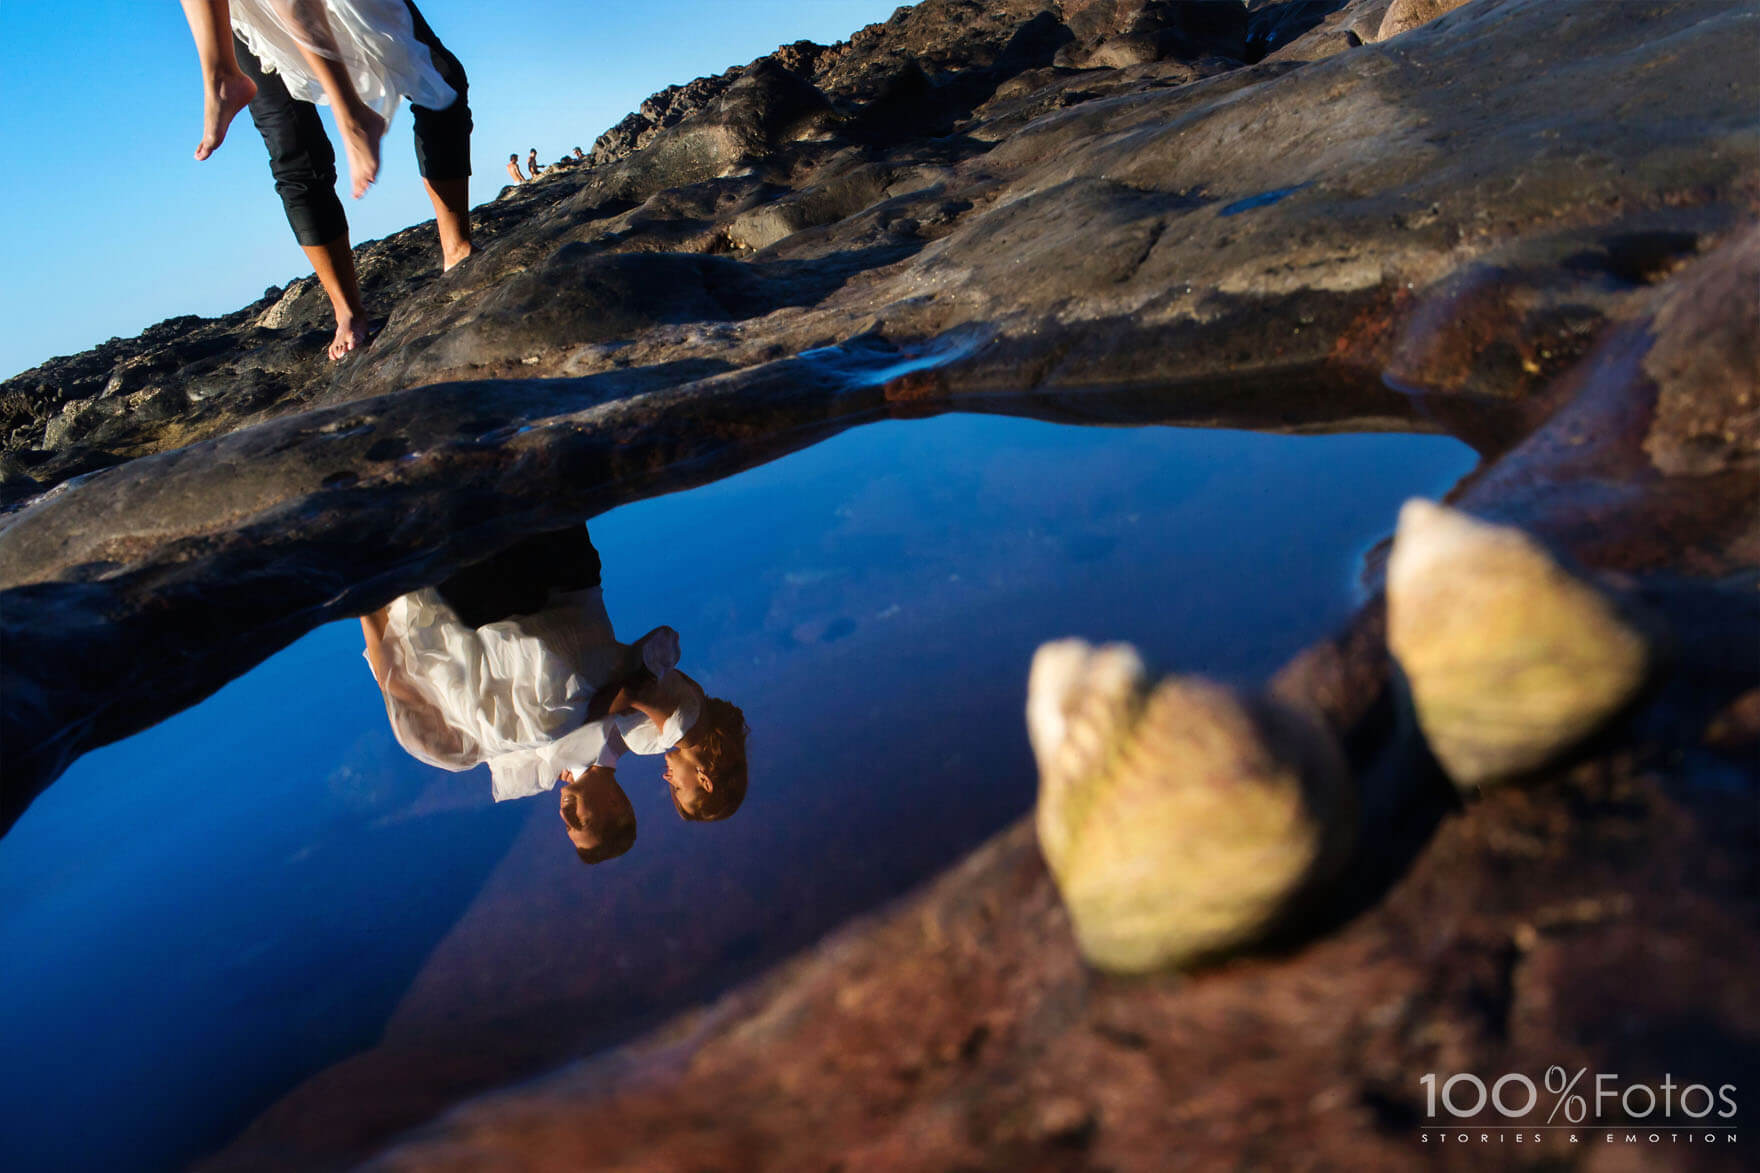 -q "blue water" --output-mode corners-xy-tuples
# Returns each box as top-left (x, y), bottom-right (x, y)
(1219, 181), (1315, 216)
(0, 414), (1476, 1170)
